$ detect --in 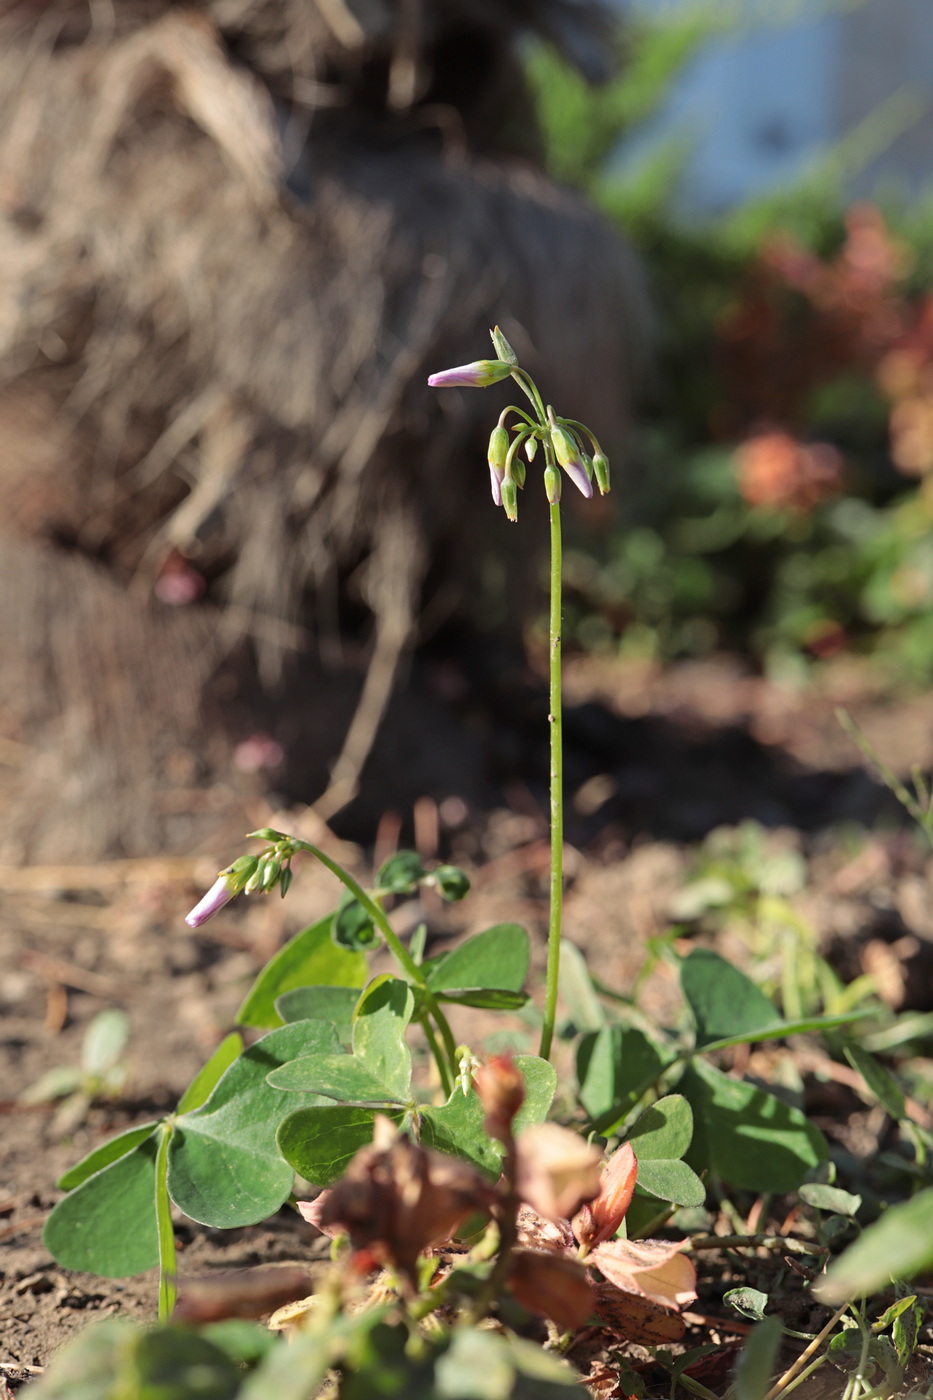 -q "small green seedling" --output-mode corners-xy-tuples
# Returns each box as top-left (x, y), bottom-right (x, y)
(19, 1009), (130, 1134)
